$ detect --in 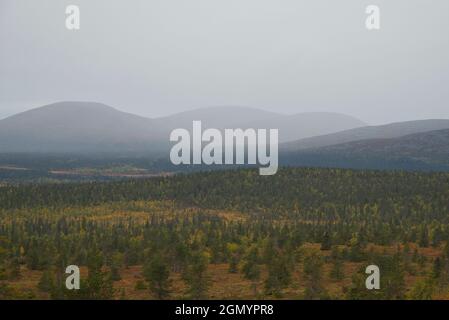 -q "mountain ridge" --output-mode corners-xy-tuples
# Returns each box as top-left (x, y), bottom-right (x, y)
(281, 119), (449, 151)
(0, 101), (366, 153)
(281, 128), (449, 171)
